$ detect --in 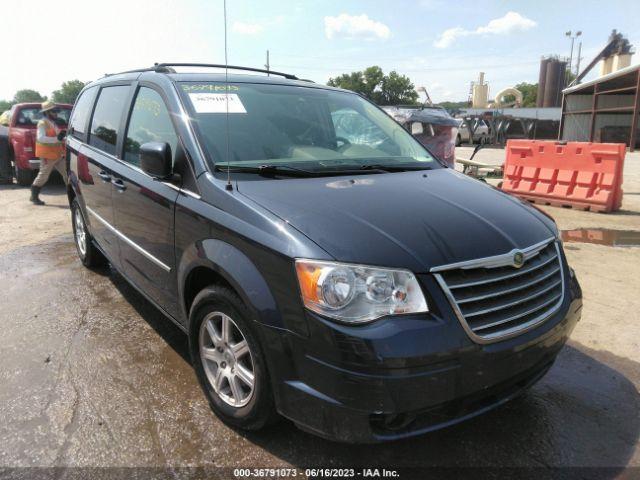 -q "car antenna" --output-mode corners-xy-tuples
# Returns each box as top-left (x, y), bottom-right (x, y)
(223, 0), (233, 191)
